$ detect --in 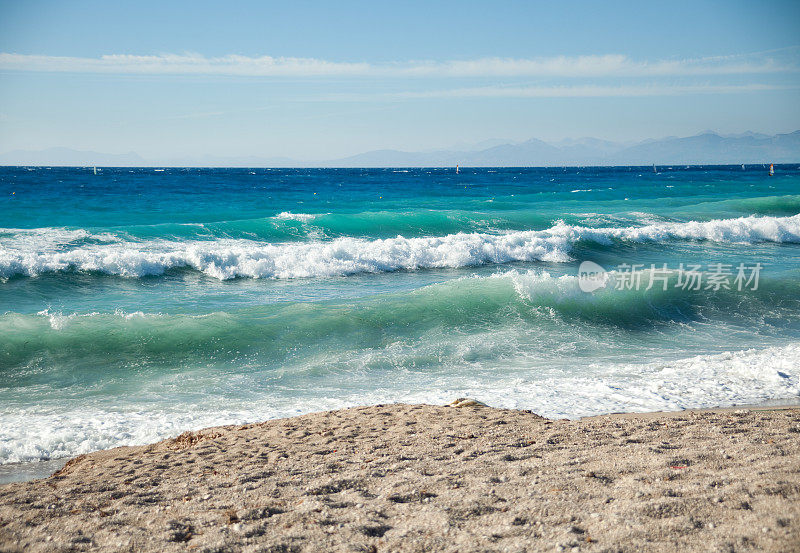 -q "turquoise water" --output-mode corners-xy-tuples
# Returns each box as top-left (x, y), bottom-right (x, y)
(1, 165), (799, 465)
